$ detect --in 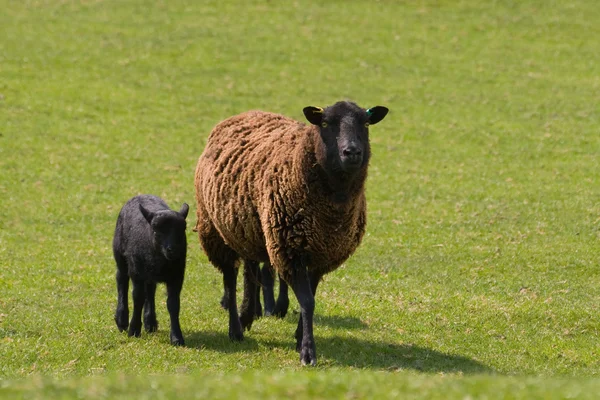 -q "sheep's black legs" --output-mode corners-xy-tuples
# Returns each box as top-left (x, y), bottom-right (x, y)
(114, 267), (129, 332)
(240, 260), (260, 331)
(294, 271), (320, 354)
(143, 282), (158, 333)
(273, 276), (290, 318)
(220, 267), (239, 310)
(223, 264), (244, 341)
(290, 262), (318, 366)
(261, 262), (276, 316)
(128, 279), (145, 337)
(166, 278), (185, 346)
